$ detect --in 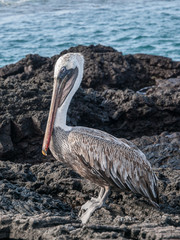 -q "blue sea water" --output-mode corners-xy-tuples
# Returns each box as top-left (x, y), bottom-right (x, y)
(0, 0), (180, 67)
